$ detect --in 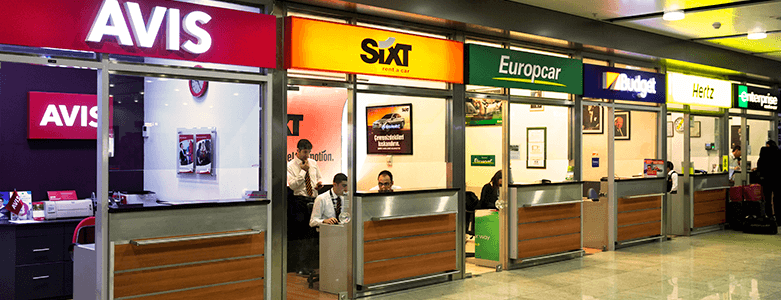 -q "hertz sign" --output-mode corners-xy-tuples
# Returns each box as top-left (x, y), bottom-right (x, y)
(285, 17), (463, 83)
